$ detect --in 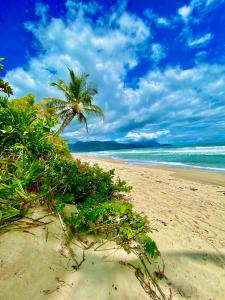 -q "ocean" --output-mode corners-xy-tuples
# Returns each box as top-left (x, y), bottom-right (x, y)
(75, 145), (225, 173)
